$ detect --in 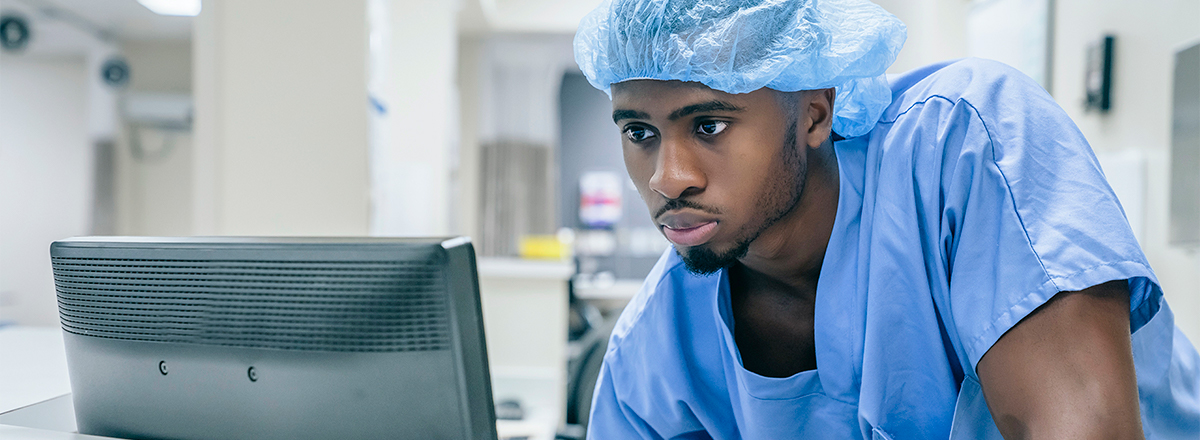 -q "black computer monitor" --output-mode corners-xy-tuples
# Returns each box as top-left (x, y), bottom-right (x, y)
(50, 237), (497, 440)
